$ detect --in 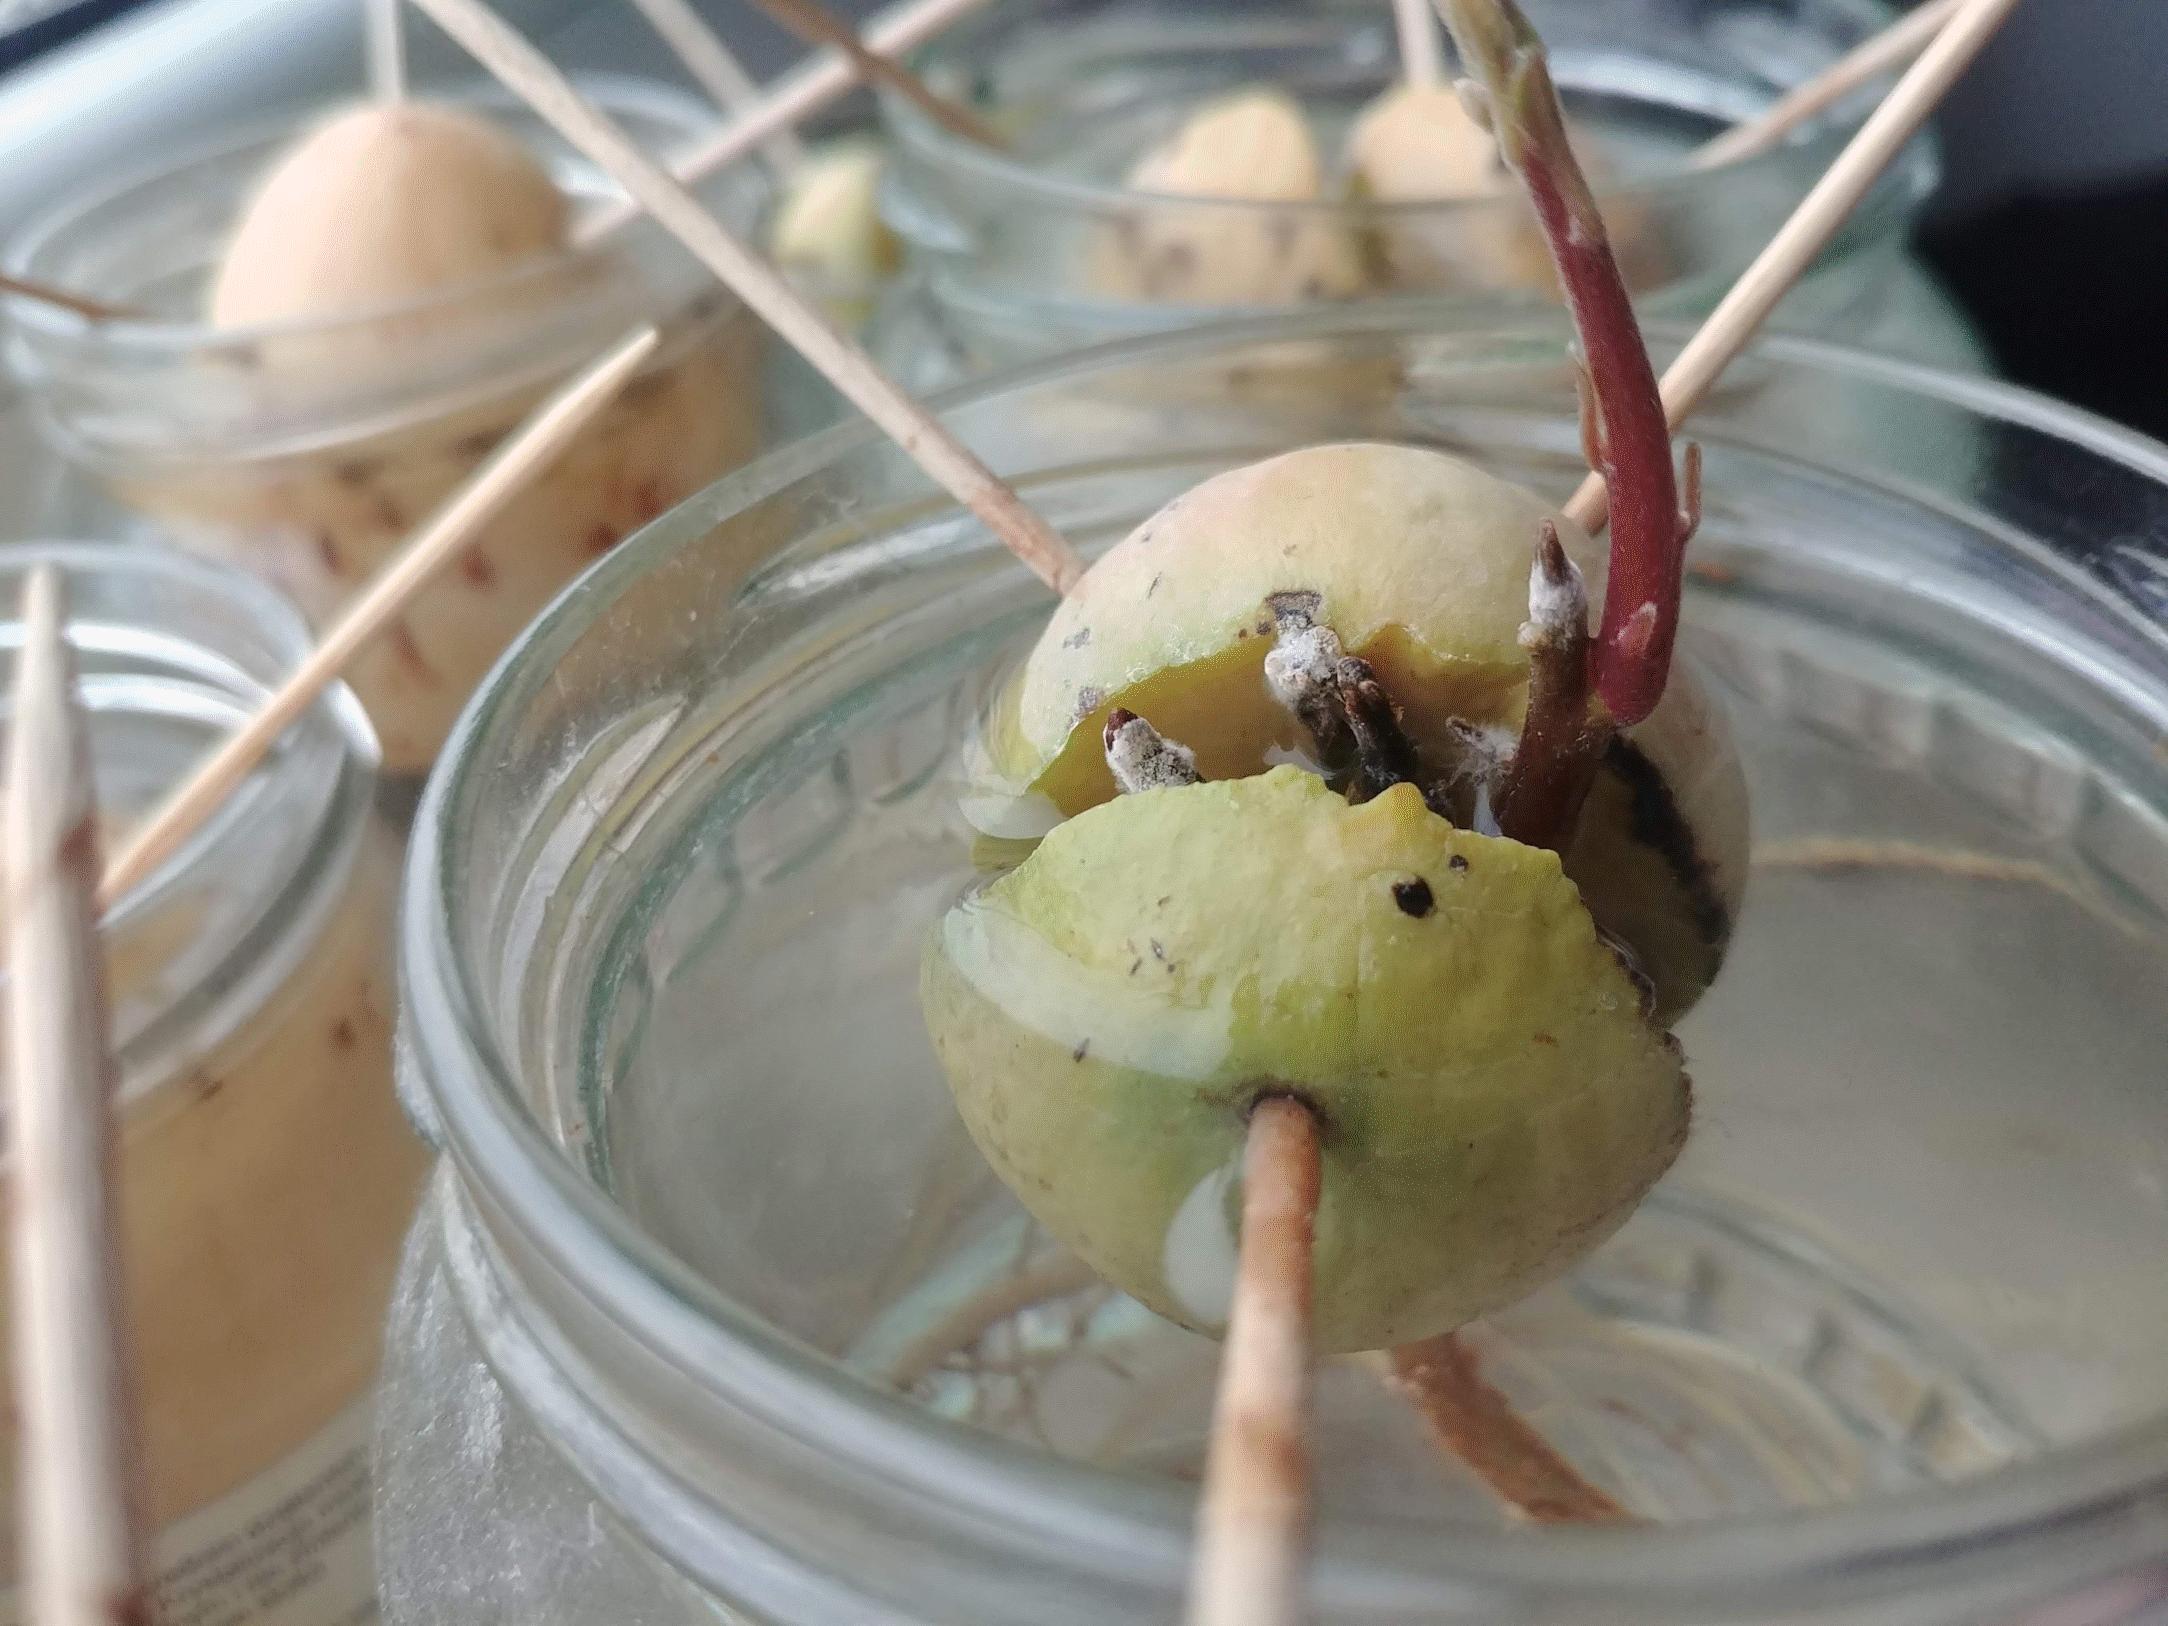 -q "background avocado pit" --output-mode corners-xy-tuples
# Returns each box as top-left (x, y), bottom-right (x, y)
(117, 98), (762, 776)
